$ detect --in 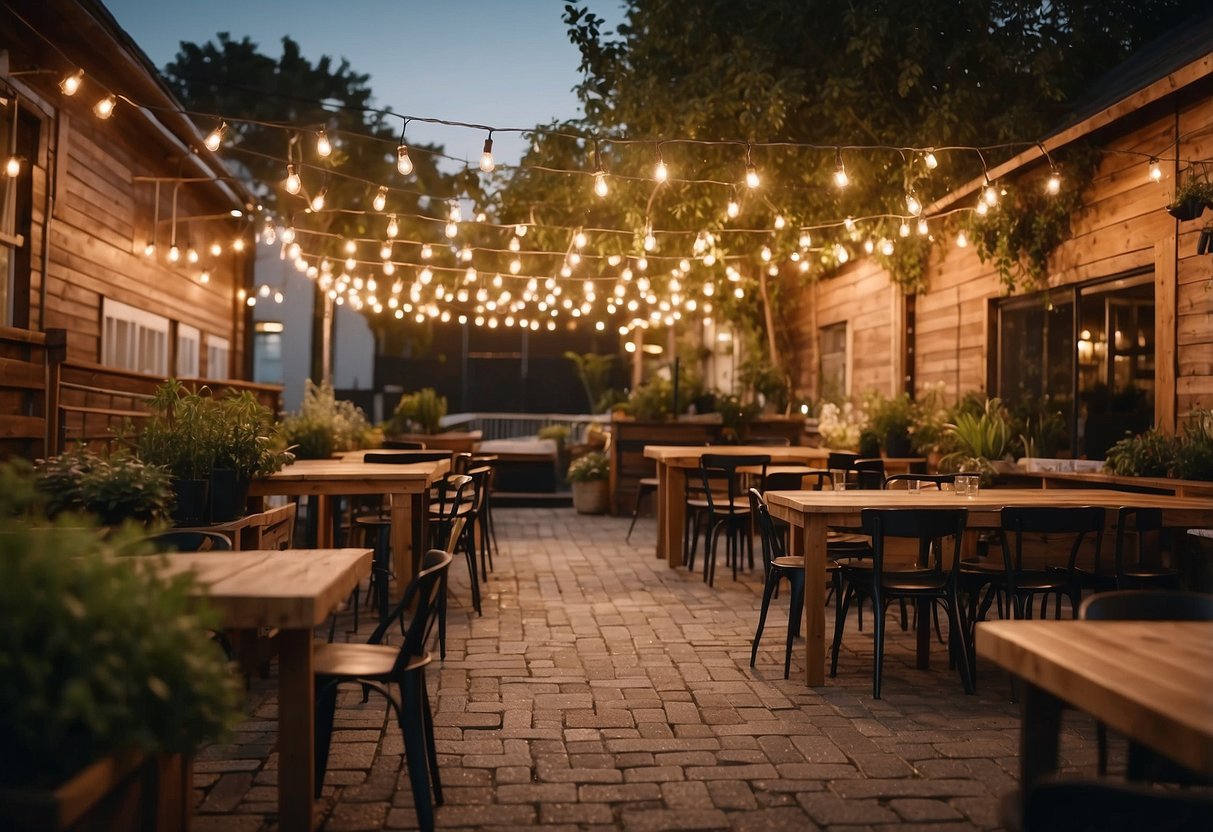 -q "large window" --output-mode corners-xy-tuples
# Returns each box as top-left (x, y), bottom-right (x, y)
(206, 335), (230, 380)
(176, 324), (200, 377)
(0, 100), (37, 327)
(994, 272), (1154, 458)
(102, 299), (168, 375)
(253, 321), (284, 384)
(819, 322), (848, 401)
